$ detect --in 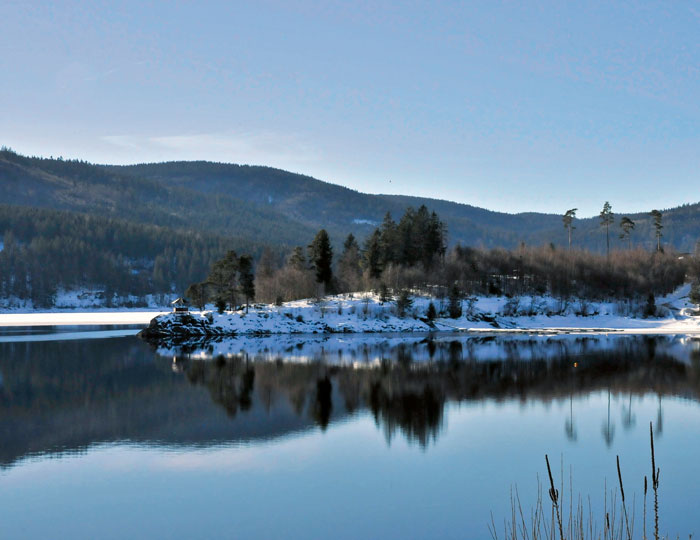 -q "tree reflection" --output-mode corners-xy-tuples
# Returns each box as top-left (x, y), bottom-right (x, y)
(3, 335), (700, 468)
(601, 389), (615, 447)
(621, 393), (635, 431)
(313, 376), (333, 430)
(167, 336), (699, 449)
(565, 392), (577, 442)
